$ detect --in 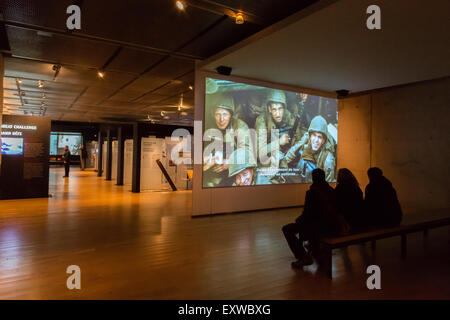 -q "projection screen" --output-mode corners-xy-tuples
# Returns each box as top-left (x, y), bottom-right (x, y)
(203, 77), (338, 188)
